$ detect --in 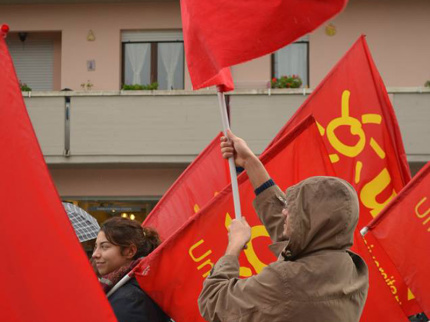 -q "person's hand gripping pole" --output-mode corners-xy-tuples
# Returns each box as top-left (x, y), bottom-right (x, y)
(217, 86), (242, 219)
